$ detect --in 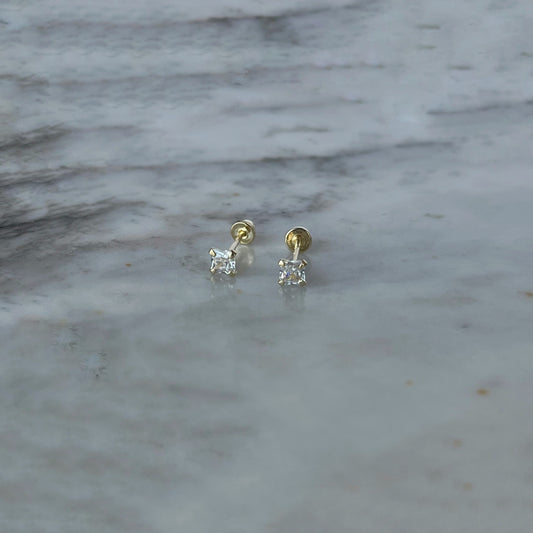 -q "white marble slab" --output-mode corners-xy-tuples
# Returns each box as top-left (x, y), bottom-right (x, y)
(1, 1), (533, 532)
